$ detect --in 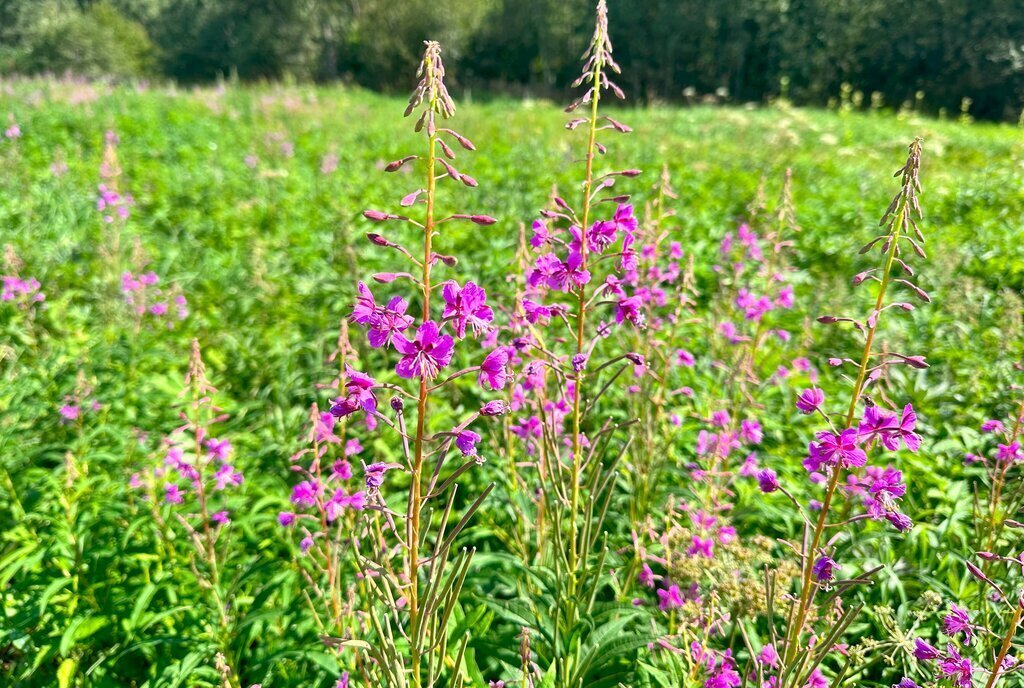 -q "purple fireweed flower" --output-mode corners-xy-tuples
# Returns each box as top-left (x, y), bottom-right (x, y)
(278, 511), (296, 526)
(488, 681), (505, 688)
(939, 645), (974, 687)
(480, 400), (510, 416)
(351, 282), (414, 348)
(913, 638), (941, 660)
(332, 460), (353, 481)
(479, 348), (511, 390)
(344, 438), (362, 456)
(688, 536), (714, 558)
(214, 464), (243, 490)
(393, 321), (455, 379)
(455, 430), (481, 457)
(365, 462), (400, 491)
(164, 483), (184, 504)
(806, 429), (867, 471)
(615, 295), (644, 327)
(885, 511), (913, 532)
(211, 510), (230, 524)
(997, 442), (1022, 462)
(300, 536), (314, 553)
(639, 563), (655, 588)
(291, 480), (322, 508)
(705, 654), (742, 688)
(59, 405), (81, 421)
(796, 388), (825, 414)
(205, 437), (232, 461)
(981, 419), (1005, 433)
(894, 679), (919, 688)
(441, 280), (494, 338)
(572, 352), (588, 372)
(325, 489), (366, 520)
(943, 604), (974, 644)
(757, 469), (780, 493)
(859, 404), (921, 452)
(530, 219), (550, 248)
(741, 419), (763, 444)
(676, 349), (695, 367)
(336, 672), (350, 688)
(802, 668), (828, 688)
(587, 220), (618, 253)
(657, 584), (683, 611)
(758, 644), (780, 668)
(812, 555), (837, 582)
